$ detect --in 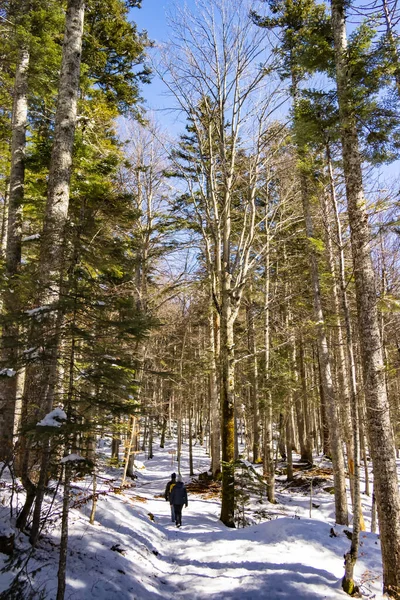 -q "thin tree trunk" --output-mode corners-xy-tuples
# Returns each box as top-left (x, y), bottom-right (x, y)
(301, 173), (348, 525)
(319, 374), (331, 458)
(189, 403), (194, 476)
(263, 218), (275, 502)
(89, 471), (98, 525)
(148, 416), (153, 459)
(325, 144), (362, 591)
(359, 408), (370, 496)
(332, 1), (400, 594)
(371, 490), (377, 533)
(111, 422), (120, 462)
(122, 416), (136, 487)
(160, 383), (168, 448)
(297, 337), (313, 463)
(141, 416), (147, 452)
(246, 293), (261, 463)
(208, 305), (220, 476)
(286, 405), (294, 482)
(177, 417), (182, 472)
(321, 183), (354, 478)
(220, 297), (235, 527)
(56, 463), (71, 600)
(0, 184), (9, 255)
(219, 189), (236, 527)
